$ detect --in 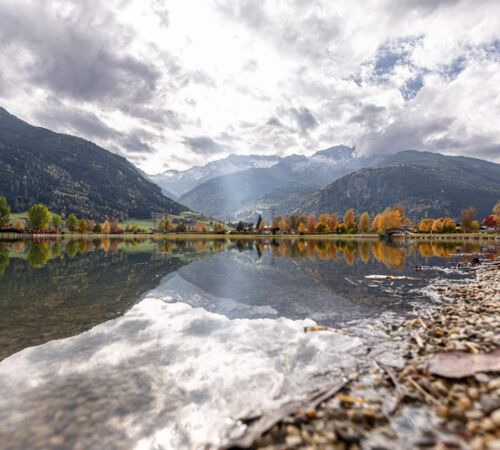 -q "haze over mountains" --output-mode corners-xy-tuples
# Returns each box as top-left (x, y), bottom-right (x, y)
(161, 146), (381, 221)
(0, 107), (186, 220)
(161, 147), (499, 222)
